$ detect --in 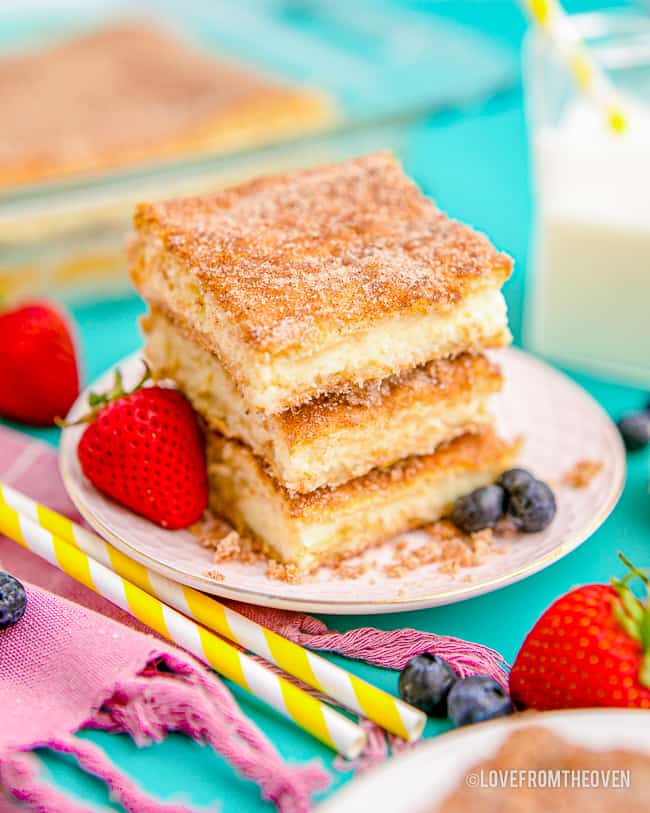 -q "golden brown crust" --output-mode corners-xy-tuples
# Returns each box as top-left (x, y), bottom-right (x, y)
(135, 152), (513, 356)
(147, 304), (502, 446)
(209, 429), (521, 520)
(0, 22), (332, 187)
(275, 353), (502, 444)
